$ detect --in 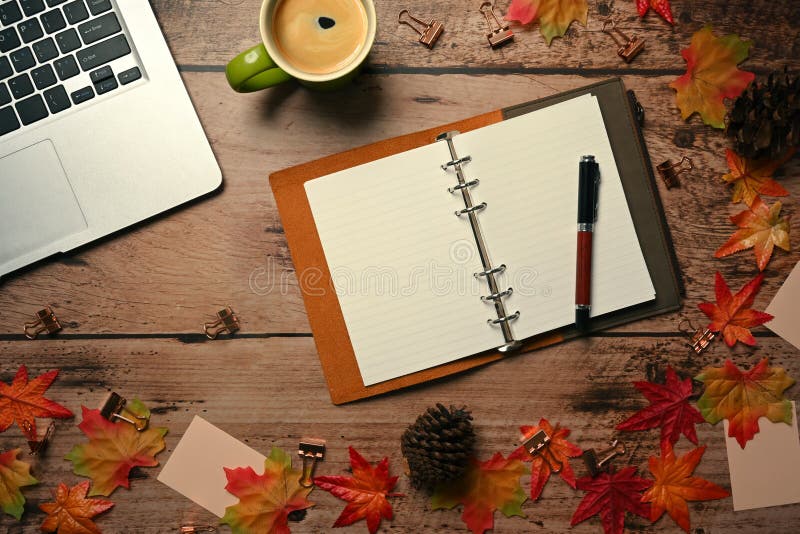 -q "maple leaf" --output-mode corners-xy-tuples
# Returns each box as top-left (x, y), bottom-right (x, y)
(0, 448), (38, 520)
(571, 466), (652, 534)
(698, 271), (773, 347)
(642, 444), (729, 532)
(505, 0), (588, 46)
(430, 453), (527, 534)
(0, 365), (73, 438)
(40, 481), (114, 534)
(313, 446), (402, 534)
(715, 196), (791, 271)
(722, 149), (794, 206)
(508, 418), (582, 500)
(221, 446), (313, 534)
(635, 0), (674, 24)
(65, 401), (167, 496)
(696, 358), (794, 448)
(669, 26), (755, 128)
